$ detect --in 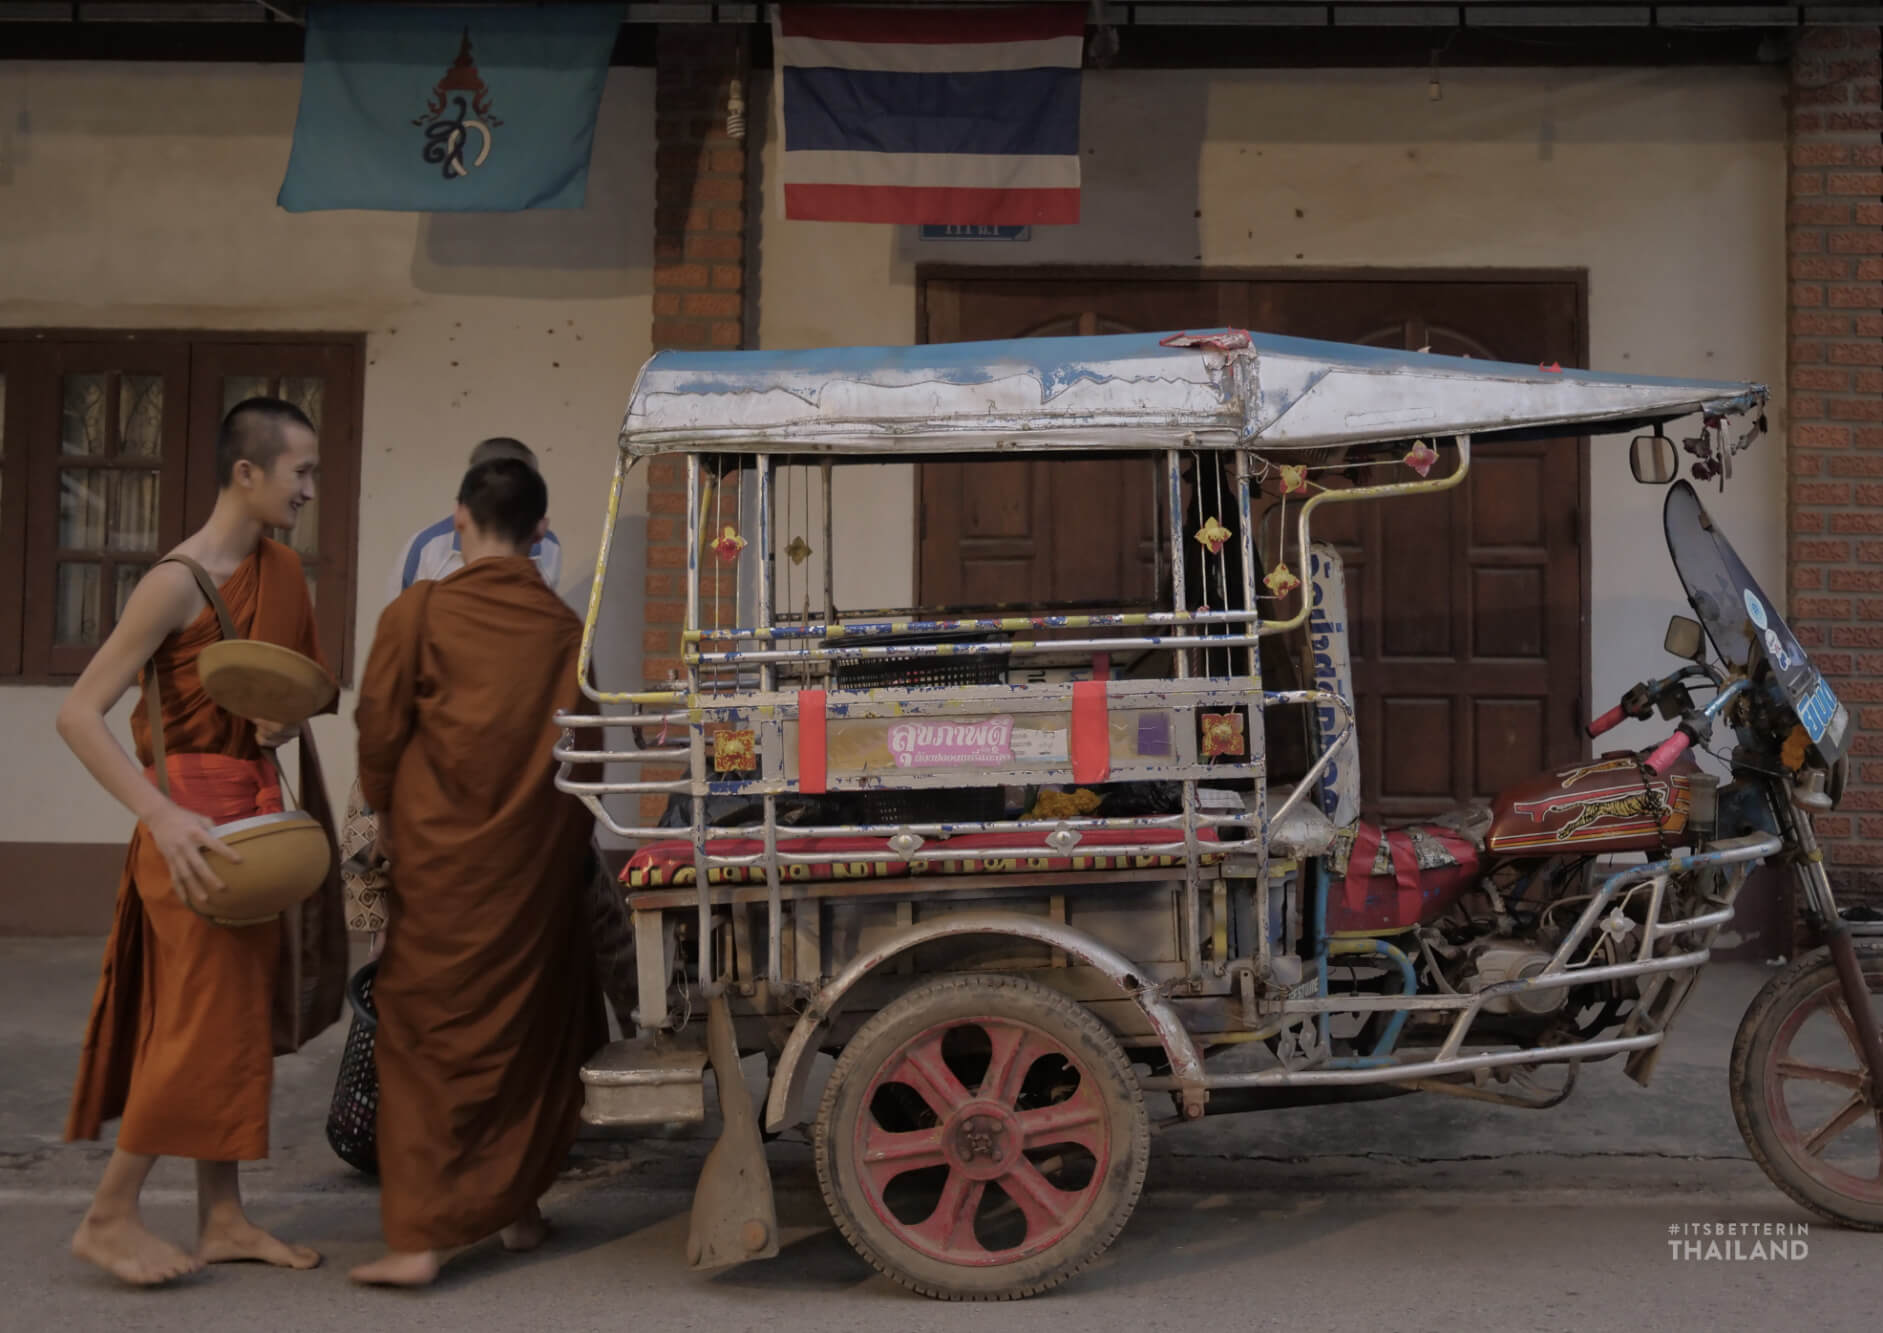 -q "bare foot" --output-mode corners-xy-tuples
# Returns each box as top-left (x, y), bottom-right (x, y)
(72, 1213), (204, 1287)
(197, 1216), (321, 1270)
(500, 1206), (550, 1254)
(349, 1250), (441, 1287)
